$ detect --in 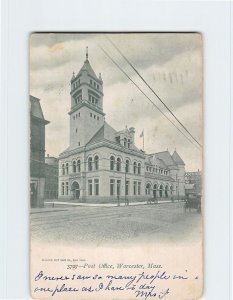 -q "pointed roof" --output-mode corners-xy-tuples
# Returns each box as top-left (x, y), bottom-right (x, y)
(172, 150), (185, 165)
(77, 59), (98, 80)
(85, 122), (142, 155)
(153, 151), (177, 167)
(86, 122), (117, 146)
